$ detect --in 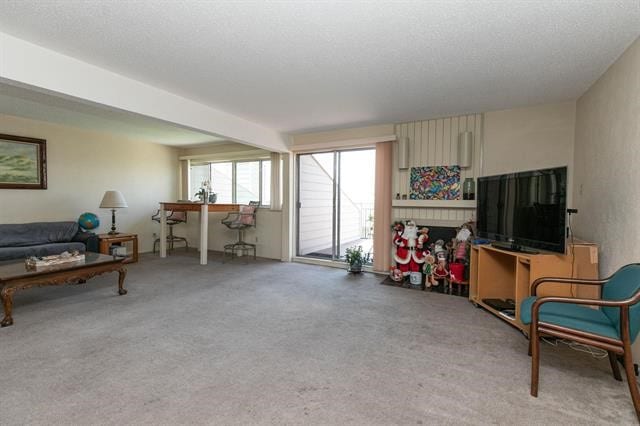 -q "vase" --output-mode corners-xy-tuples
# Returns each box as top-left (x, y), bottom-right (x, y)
(463, 178), (475, 200)
(348, 261), (362, 273)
